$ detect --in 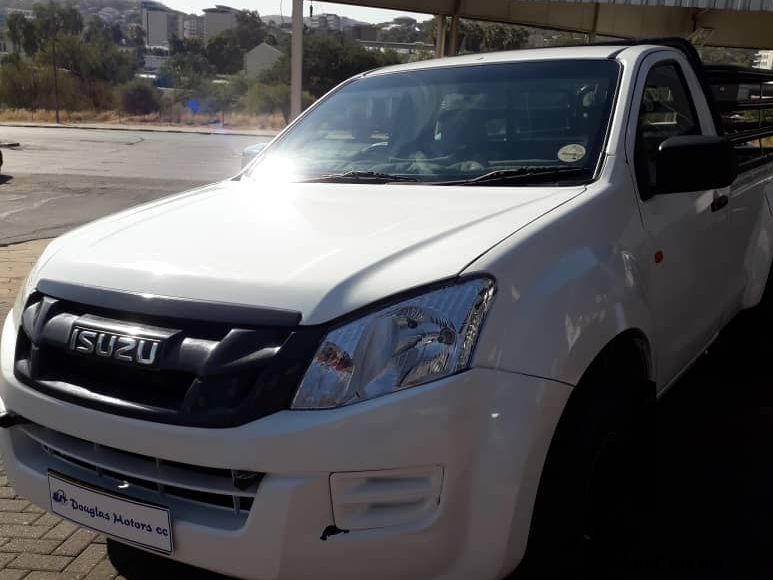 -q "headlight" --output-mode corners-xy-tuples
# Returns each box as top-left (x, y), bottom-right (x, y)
(11, 274), (31, 329)
(292, 278), (495, 409)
